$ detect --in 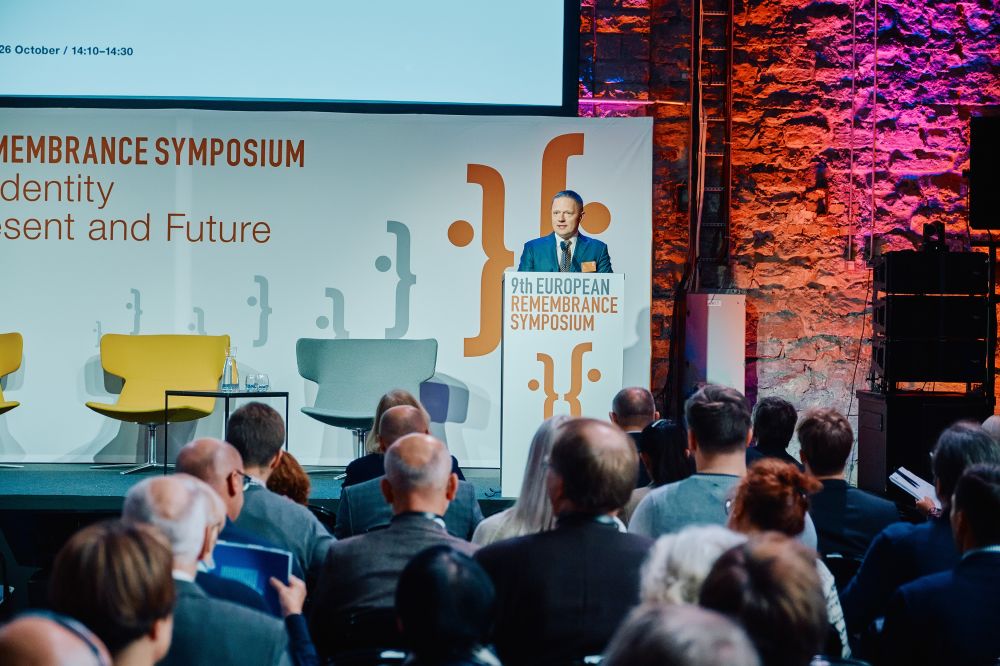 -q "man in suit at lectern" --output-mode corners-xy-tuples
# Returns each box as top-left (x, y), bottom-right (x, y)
(517, 190), (613, 273)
